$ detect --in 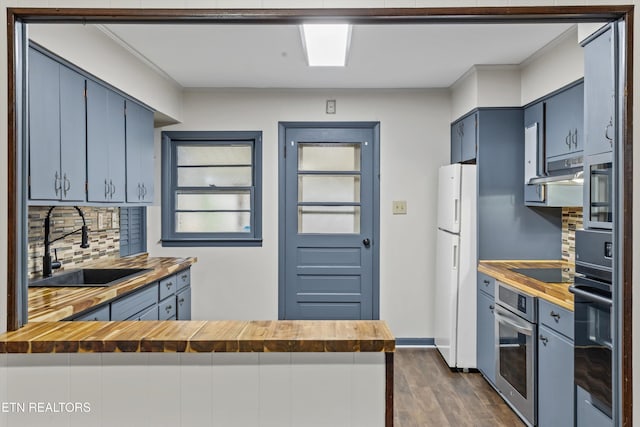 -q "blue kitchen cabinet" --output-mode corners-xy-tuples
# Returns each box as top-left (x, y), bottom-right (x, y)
(545, 82), (584, 162)
(87, 80), (126, 203)
(28, 48), (86, 202)
(477, 285), (495, 385)
(538, 324), (574, 427)
(584, 25), (616, 156)
(125, 100), (155, 203)
(450, 112), (477, 163)
(176, 286), (192, 320)
(523, 101), (545, 205)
